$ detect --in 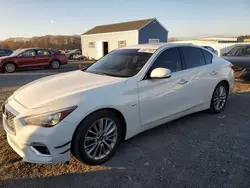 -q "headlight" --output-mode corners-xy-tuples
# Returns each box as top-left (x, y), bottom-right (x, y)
(23, 106), (77, 127)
